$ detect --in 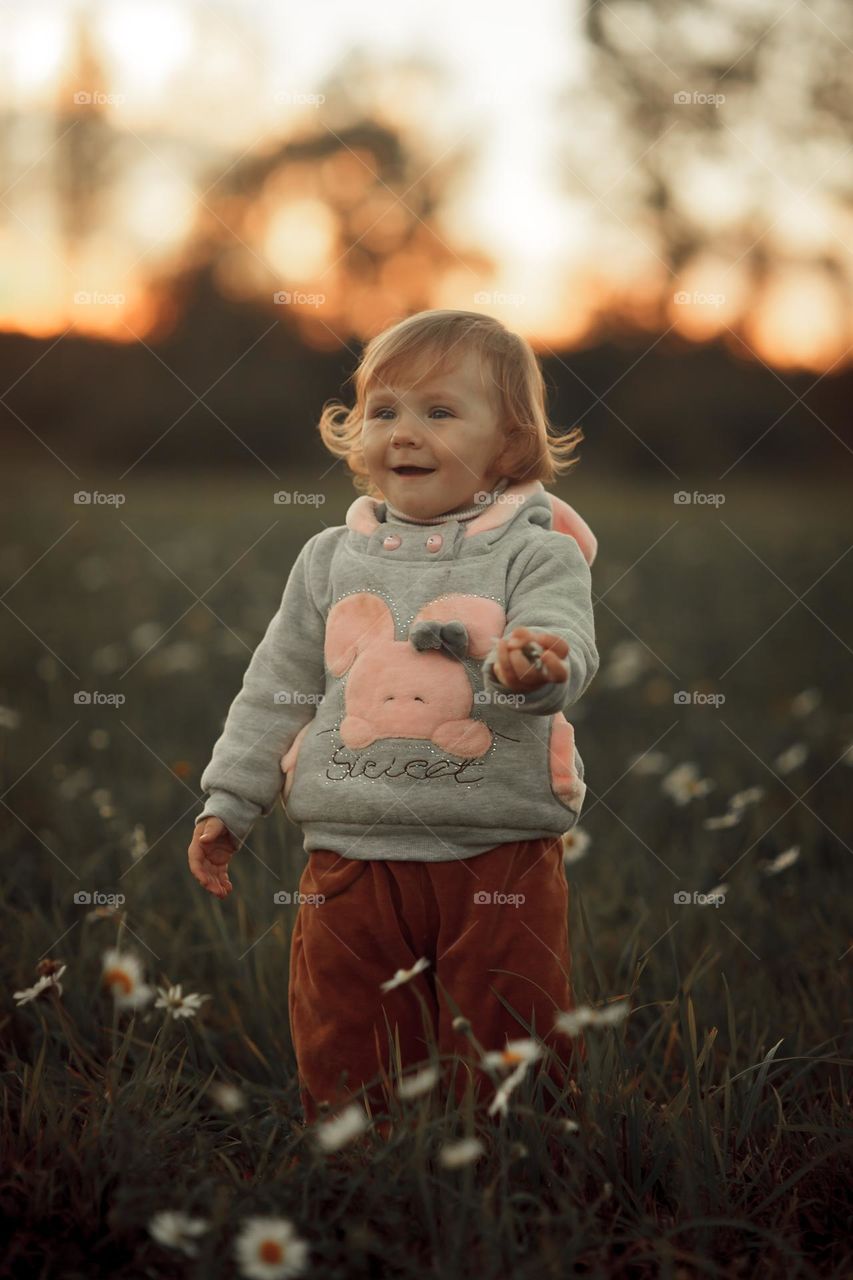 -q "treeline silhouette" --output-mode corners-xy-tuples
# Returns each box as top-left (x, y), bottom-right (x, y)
(2, 260), (849, 481)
